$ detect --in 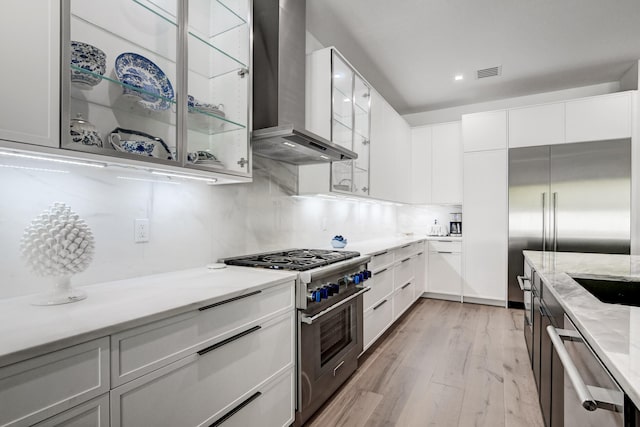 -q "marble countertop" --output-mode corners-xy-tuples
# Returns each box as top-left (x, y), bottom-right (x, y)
(523, 250), (640, 408)
(343, 235), (428, 255)
(0, 266), (297, 368)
